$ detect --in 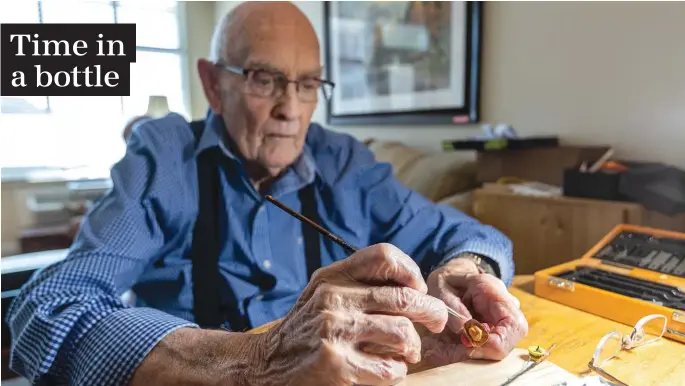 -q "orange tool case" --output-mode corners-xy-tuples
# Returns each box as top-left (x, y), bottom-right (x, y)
(534, 224), (685, 343)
